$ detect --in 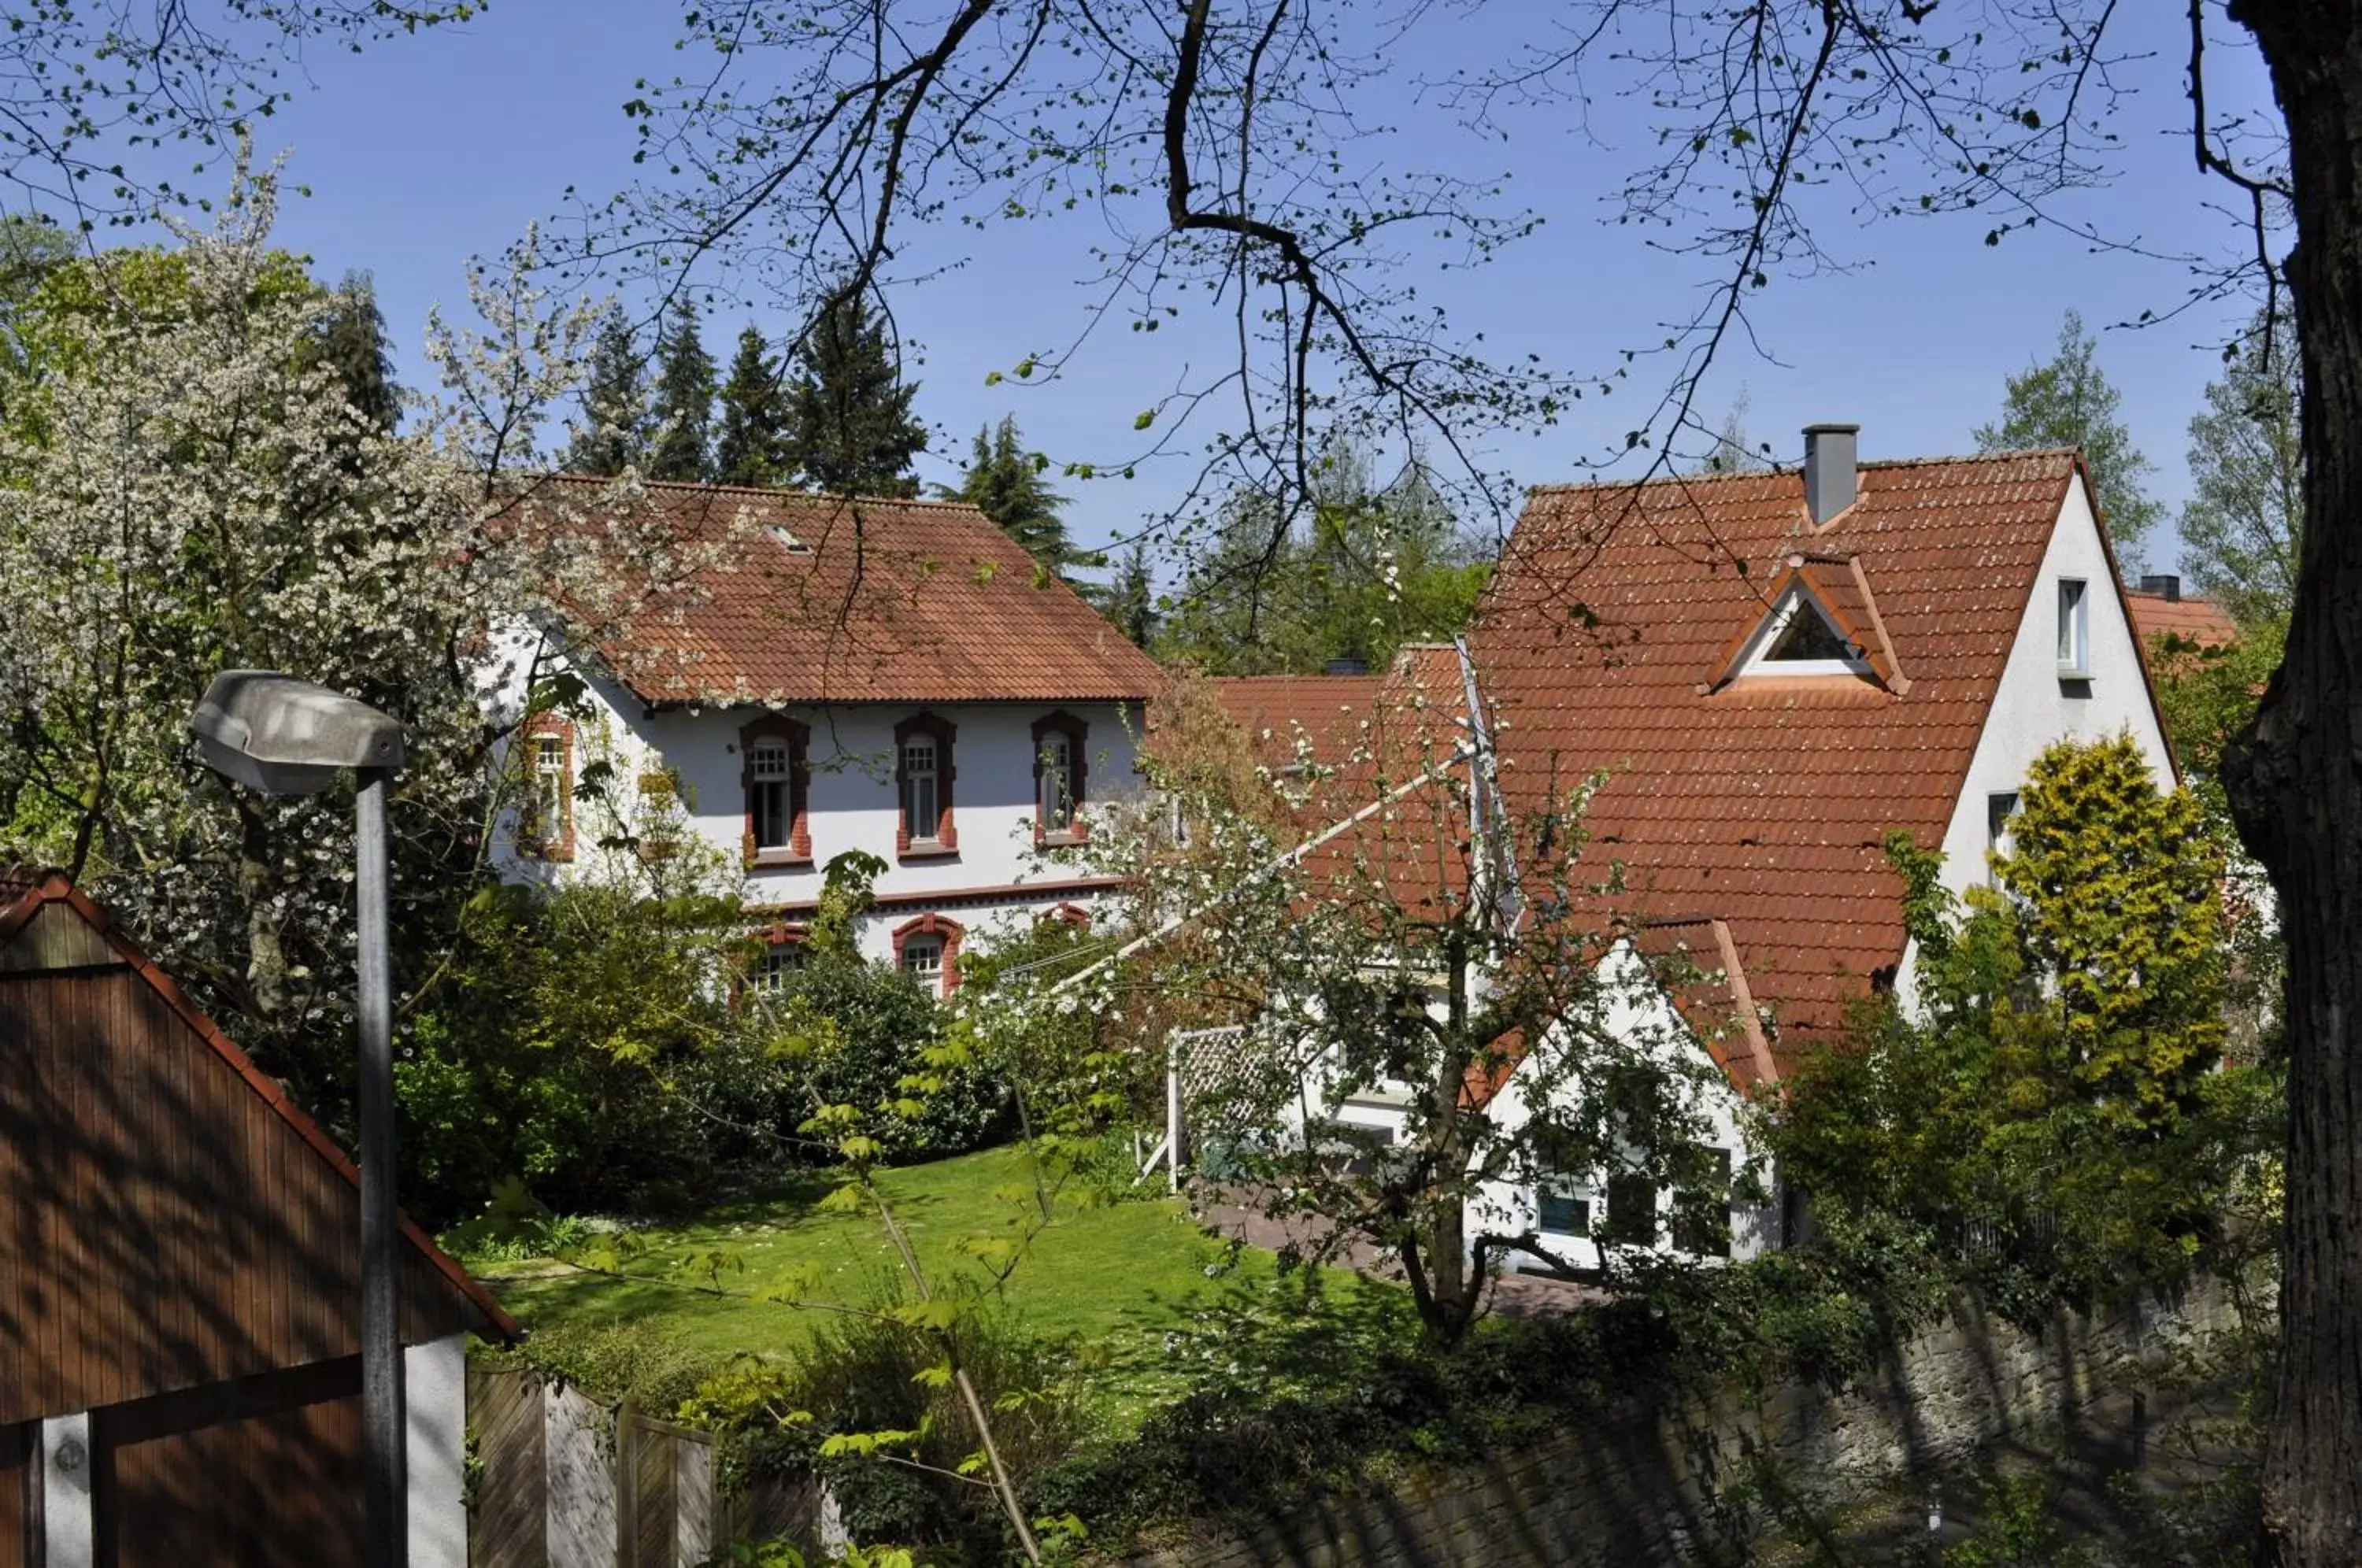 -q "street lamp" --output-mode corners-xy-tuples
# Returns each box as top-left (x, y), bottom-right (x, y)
(191, 671), (408, 1568)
